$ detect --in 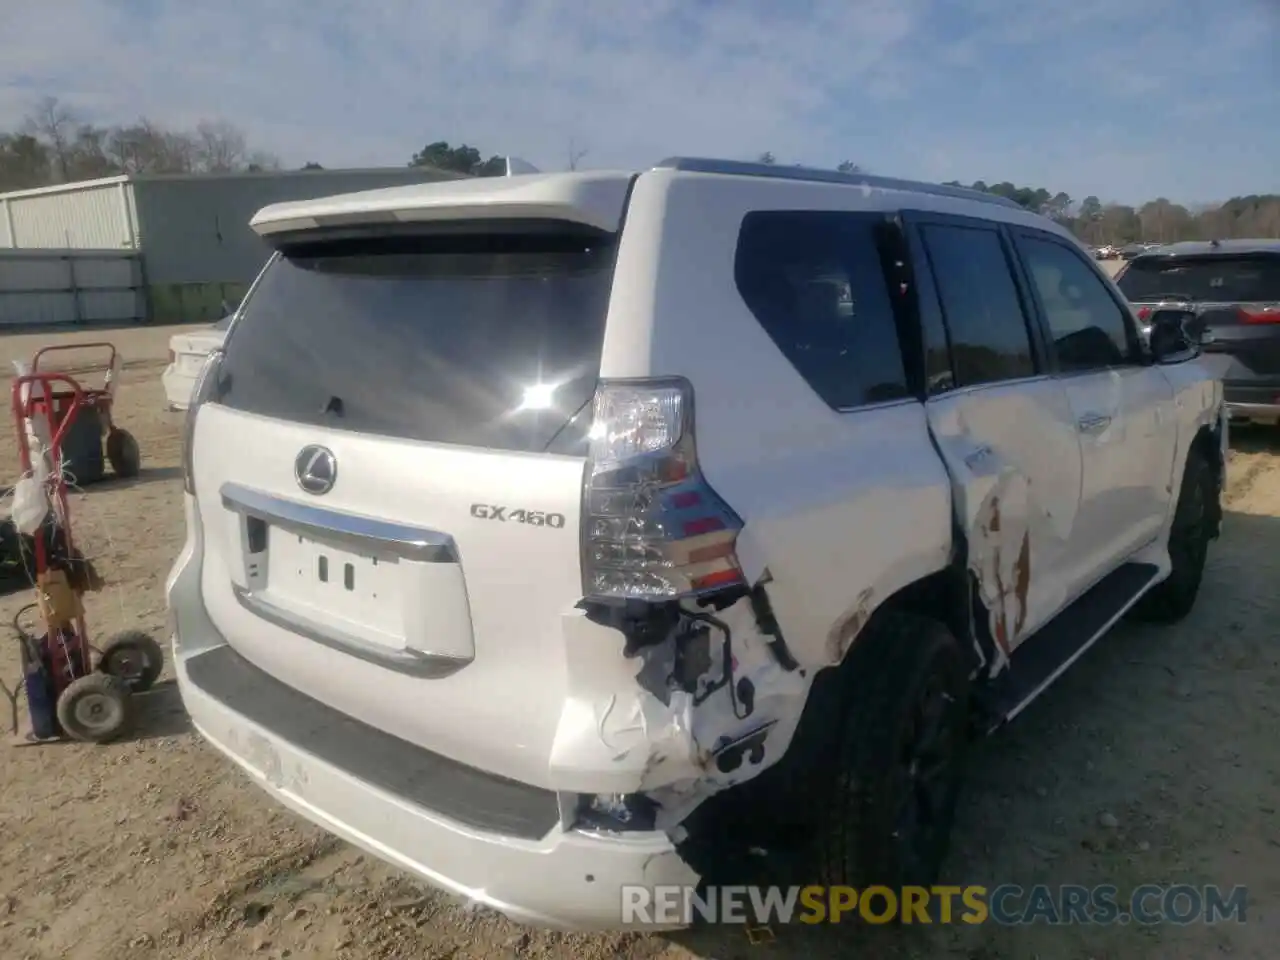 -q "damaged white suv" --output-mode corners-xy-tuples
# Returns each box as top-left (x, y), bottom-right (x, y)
(167, 158), (1225, 929)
